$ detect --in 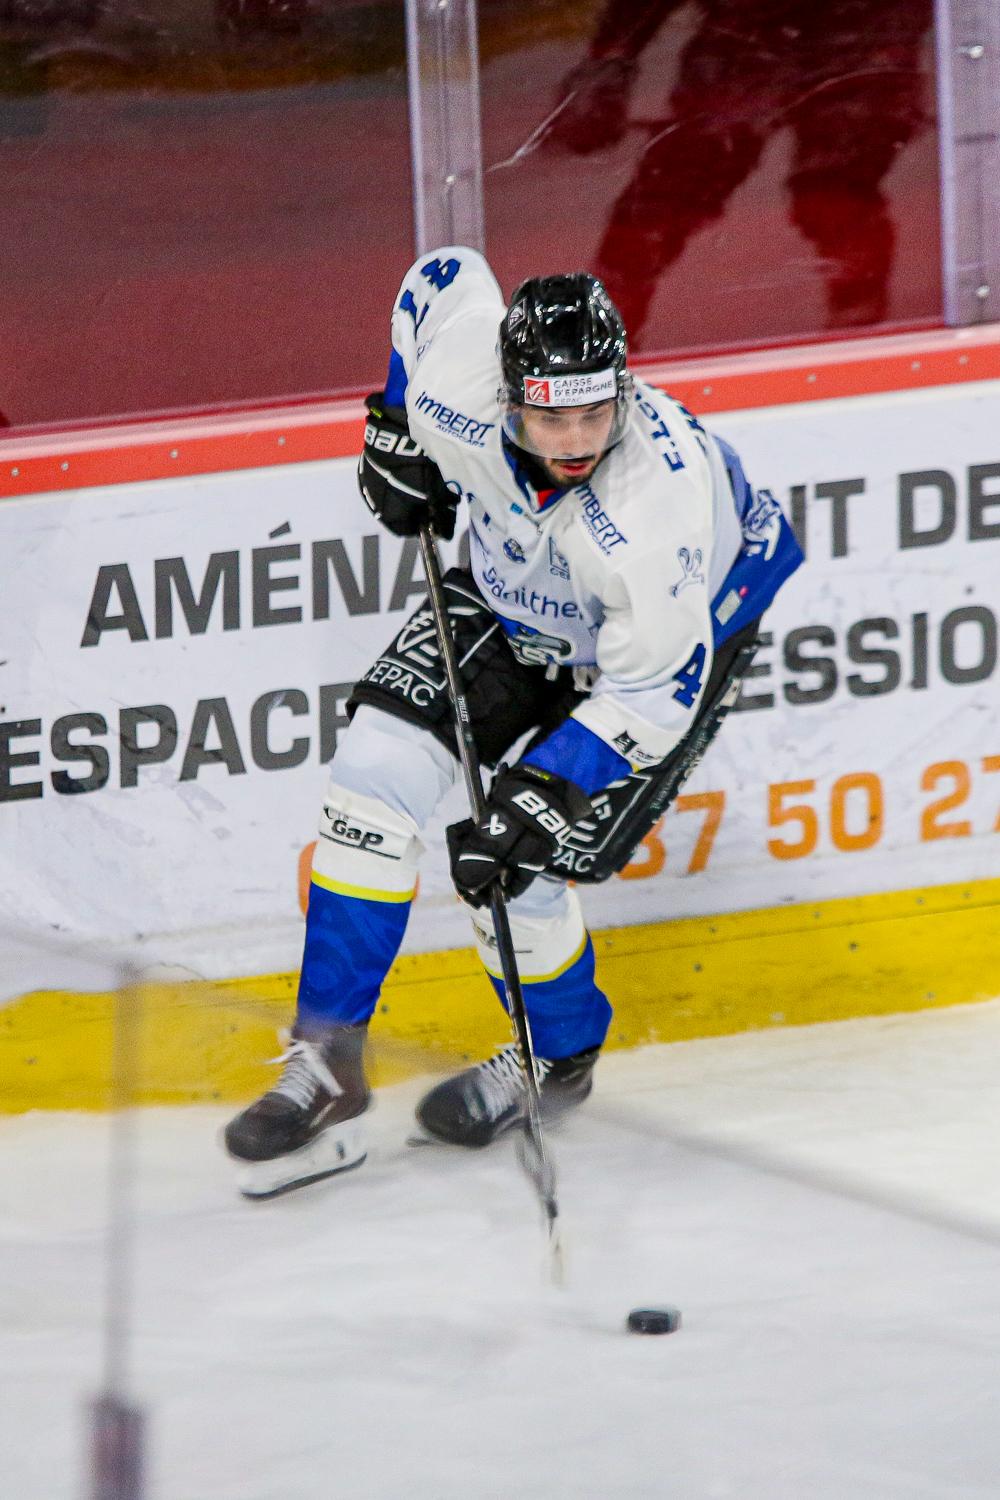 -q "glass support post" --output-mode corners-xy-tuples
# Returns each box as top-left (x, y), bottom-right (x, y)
(405, 0), (485, 256)
(935, 0), (1000, 323)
